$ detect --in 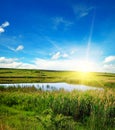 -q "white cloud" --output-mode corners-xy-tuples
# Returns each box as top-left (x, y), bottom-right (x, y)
(103, 56), (115, 72)
(7, 46), (16, 52)
(104, 56), (115, 63)
(0, 57), (17, 63)
(70, 50), (77, 55)
(8, 45), (24, 52)
(62, 53), (68, 58)
(16, 45), (24, 51)
(103, 64), (115, 73)
(0, 56), (115, 73)
(53, 17), (73, 30)
(34, 58), (115, 72)
(0, 27), (5, 33)
(35, 58), (77, 70)
(51, 52), (69, 60)
(80, 12), (88, 17)
(0, 56), (81, 70)
(51, 52), (61, 60)
(1, 21), (10, 28)
(72, 4), (93, 18)
(0, 57), (36, 69)
(0, 21), (10, 33)
(35, 58), (100, 72)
